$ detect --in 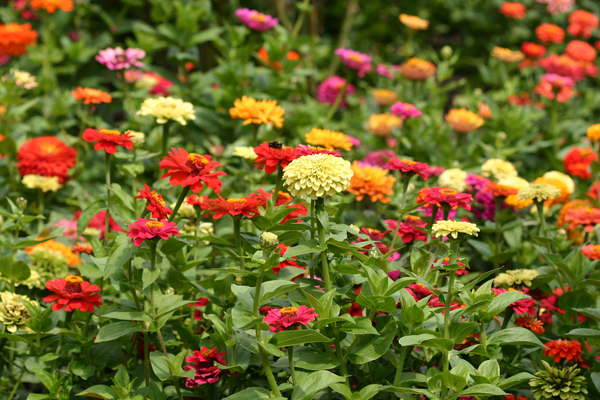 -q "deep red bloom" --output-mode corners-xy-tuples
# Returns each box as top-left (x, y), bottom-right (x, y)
(567, 10), (599, 38)
(74, 210), (124, 239)
(184, 347), (227, 387)
(417, 187), (472, 211)
(160, 148), (226, 193)
(521, 42), (546, 58)
(563, 147), (597, 179)
(206, 196), (264, 219)
(43, 275), (102, 312)
(253, 141), (297, 174)
(515, 315), (545, 333)
(135, 184), (172, 220)
(348, 302), (363, 317)
(17, 136), (77, 183)
(385, 157), (431, 180)
(386, 215), (427, 243)
(127, 218), (180, 246)
(544, 339), (583, 363)
(263, 305), (318, 332)
(275, 191), (308, 223)
(294, 144), (341, 157)
(82, 128), (134, 154)
(565, 40), (597, 62)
